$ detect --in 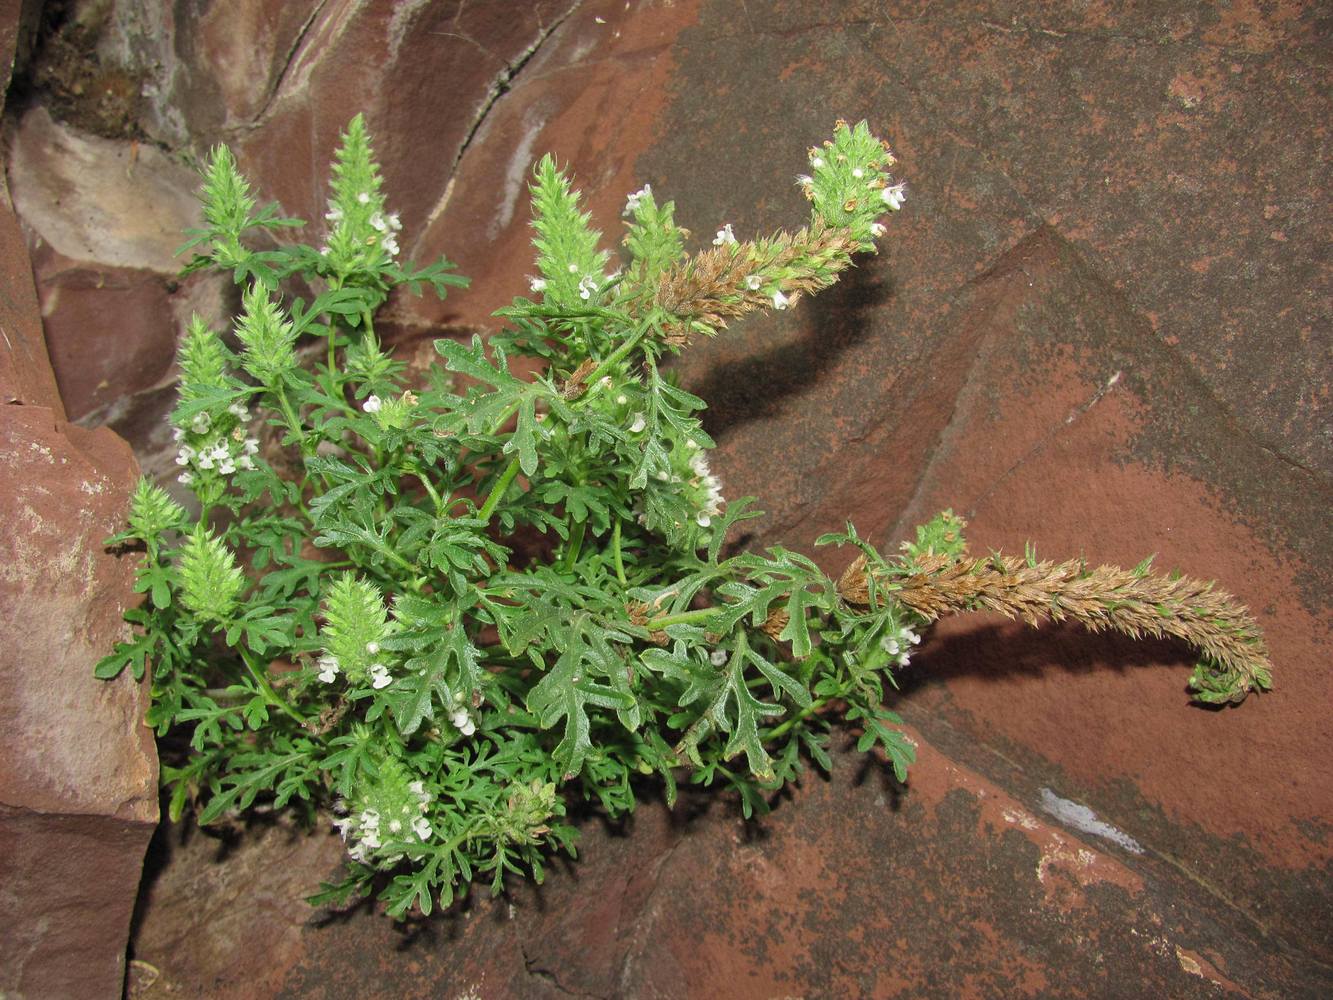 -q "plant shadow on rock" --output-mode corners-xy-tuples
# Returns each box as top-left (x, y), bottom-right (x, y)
(690, 261), (895, 438)
(897, 621), (1201, 702)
